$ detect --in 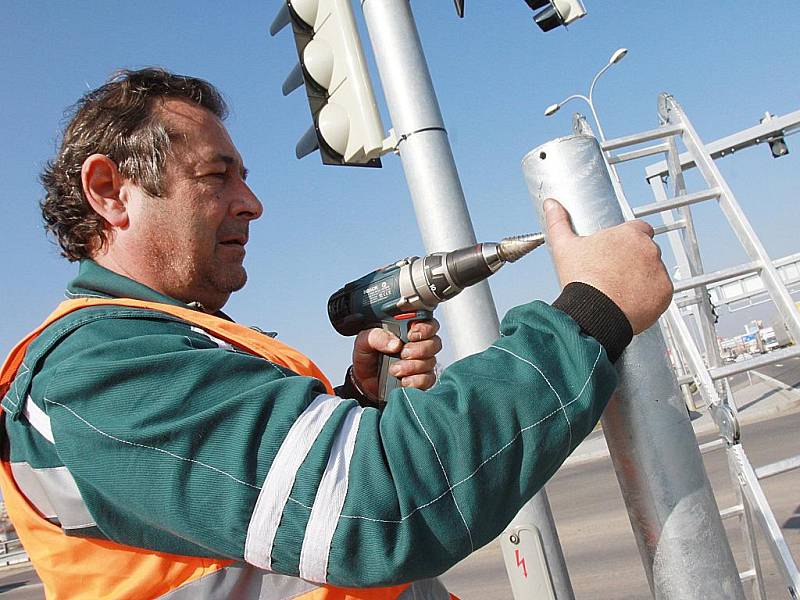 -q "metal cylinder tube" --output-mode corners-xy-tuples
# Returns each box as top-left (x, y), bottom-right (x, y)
(361, 1), (573, 597)
(521, 134), (744, 599)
